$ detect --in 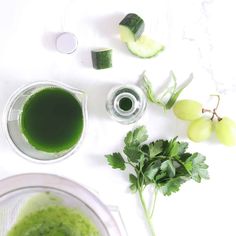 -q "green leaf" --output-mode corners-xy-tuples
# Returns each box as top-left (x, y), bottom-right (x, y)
(105, 125), (210, 236)
(162, 139), (176, 156)
(185, 153), (209, 182)
(165, 137), (180, 157)
(160, 160), (176, 178)
(141, 144), (149, 155)
(160, 177), (186, 196)
(143, 161), (161, 181)
(124, 146), (144, 163)
(179, 152), (192, 162)
(129, 174), (138, 192)
(177, 142), (188, 155)
(169, 141), (179, 157)
(124, 126), (148, 147)
(163, 138), (189, 158)
(105, 153), (126, 170)
(155, 172), (167, 182)
(149, 141), (163, 158)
